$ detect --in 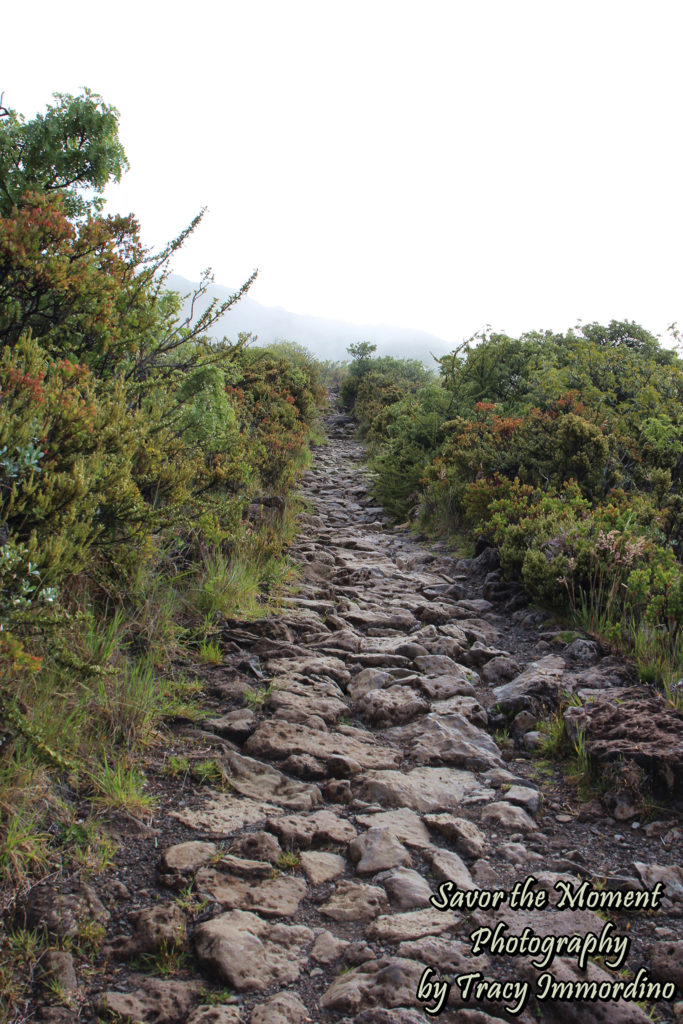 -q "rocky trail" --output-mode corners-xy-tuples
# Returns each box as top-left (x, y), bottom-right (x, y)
(20, 412), (682, 1024)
